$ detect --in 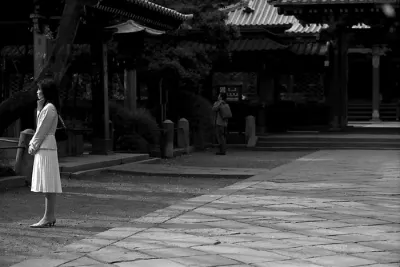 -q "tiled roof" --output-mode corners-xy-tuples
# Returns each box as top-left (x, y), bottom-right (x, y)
(352, 23), (371, 29)
(270, 0), (398, 6)
(106, 20), (165, 35)
(93, 0), (193, 30)
(181, 38), (288, 52)
(290, 42), (327, 55)
(181, 39), (327, 56)
(286, 23), (328, 34)
(224, 0), (373, 33)
(225, 0), (296, 26)
(224, 0), (323, 33)
(126, 0), (193, 20)
(286, 22), (370, 33)
(127, 0), (192, 21)
(229, 38), (288, 50)
(220, 1), (249, 12)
